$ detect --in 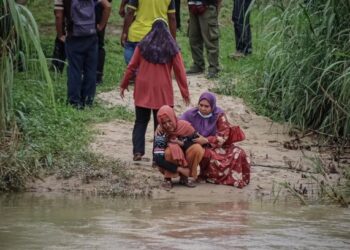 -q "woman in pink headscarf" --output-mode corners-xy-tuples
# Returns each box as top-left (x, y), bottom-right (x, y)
(180, 92), (250, 188)
(155, 105), (204, 190)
